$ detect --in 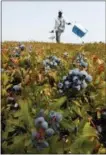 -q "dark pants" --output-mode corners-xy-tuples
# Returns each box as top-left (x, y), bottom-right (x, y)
(56, 31), (62, 43)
